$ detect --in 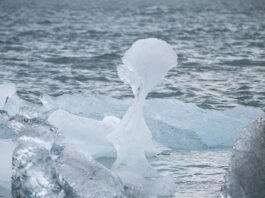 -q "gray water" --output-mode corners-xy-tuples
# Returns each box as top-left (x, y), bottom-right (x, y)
(0, 0), (264, 197)
(0, 0), (265, 110)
